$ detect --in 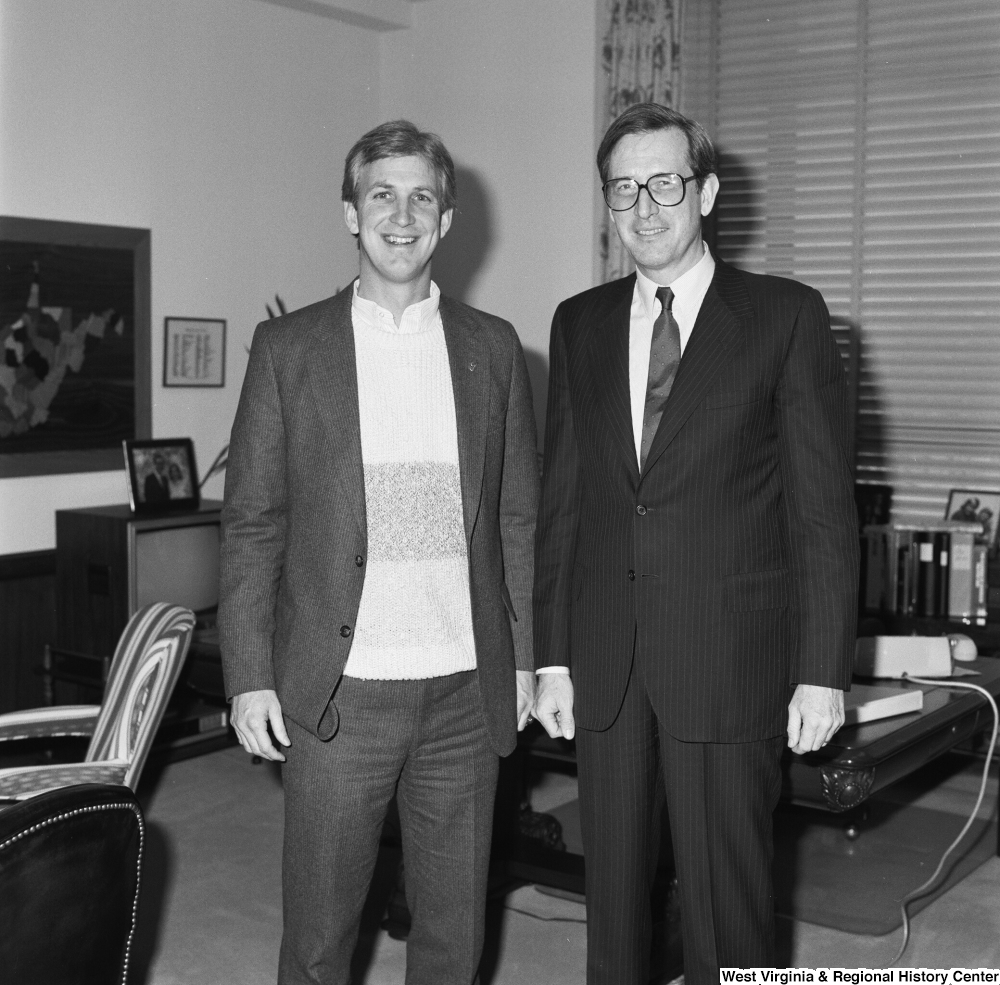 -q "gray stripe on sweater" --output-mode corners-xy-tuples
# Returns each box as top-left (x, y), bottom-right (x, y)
(364, 461), (466, 559)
